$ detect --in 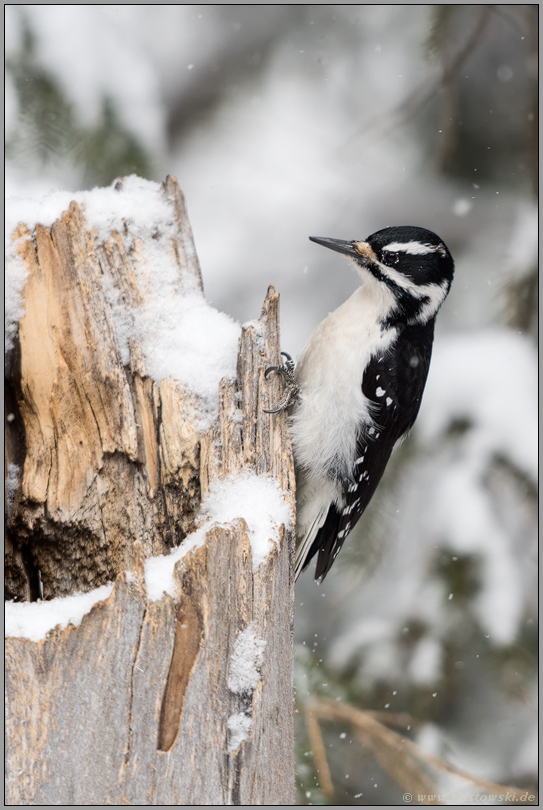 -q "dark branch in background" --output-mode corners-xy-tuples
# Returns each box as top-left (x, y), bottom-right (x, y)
(524, 5), (538, 197)
(340, 5), (493, 154)
(430, 5), (493, 172)
(166, 6), (305, 145)
(340, 4), (537, 193)
(488, 4), (530, 37)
